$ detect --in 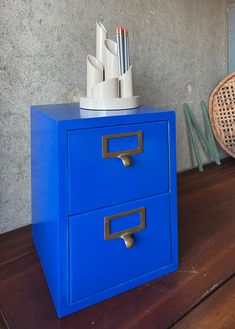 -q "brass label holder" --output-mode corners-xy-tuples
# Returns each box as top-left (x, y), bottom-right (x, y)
(104, 207), (146, 248)
(102, 131), (143, 167)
